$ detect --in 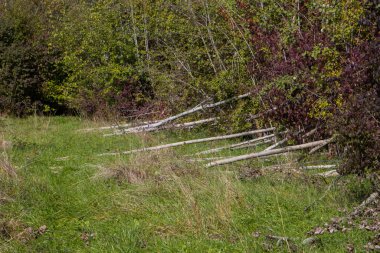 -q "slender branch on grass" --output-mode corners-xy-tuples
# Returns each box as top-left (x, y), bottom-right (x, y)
(206, 139), (331, 167)
(99, 127), (275, 156)
(111, 93), (252, 135)
(264, 137), (288, 151)
(302, 165), (337, 170)
(309, 137), (335, 154)
(105, 117), (218, 136)
(194, 134), (275, 155)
